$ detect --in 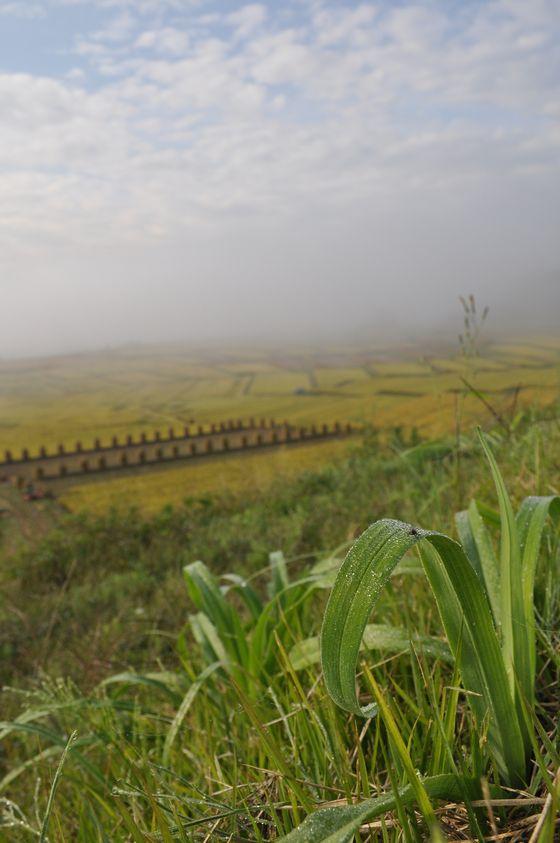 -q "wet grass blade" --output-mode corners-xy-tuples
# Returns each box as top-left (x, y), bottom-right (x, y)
(320, 518), (526, 784)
